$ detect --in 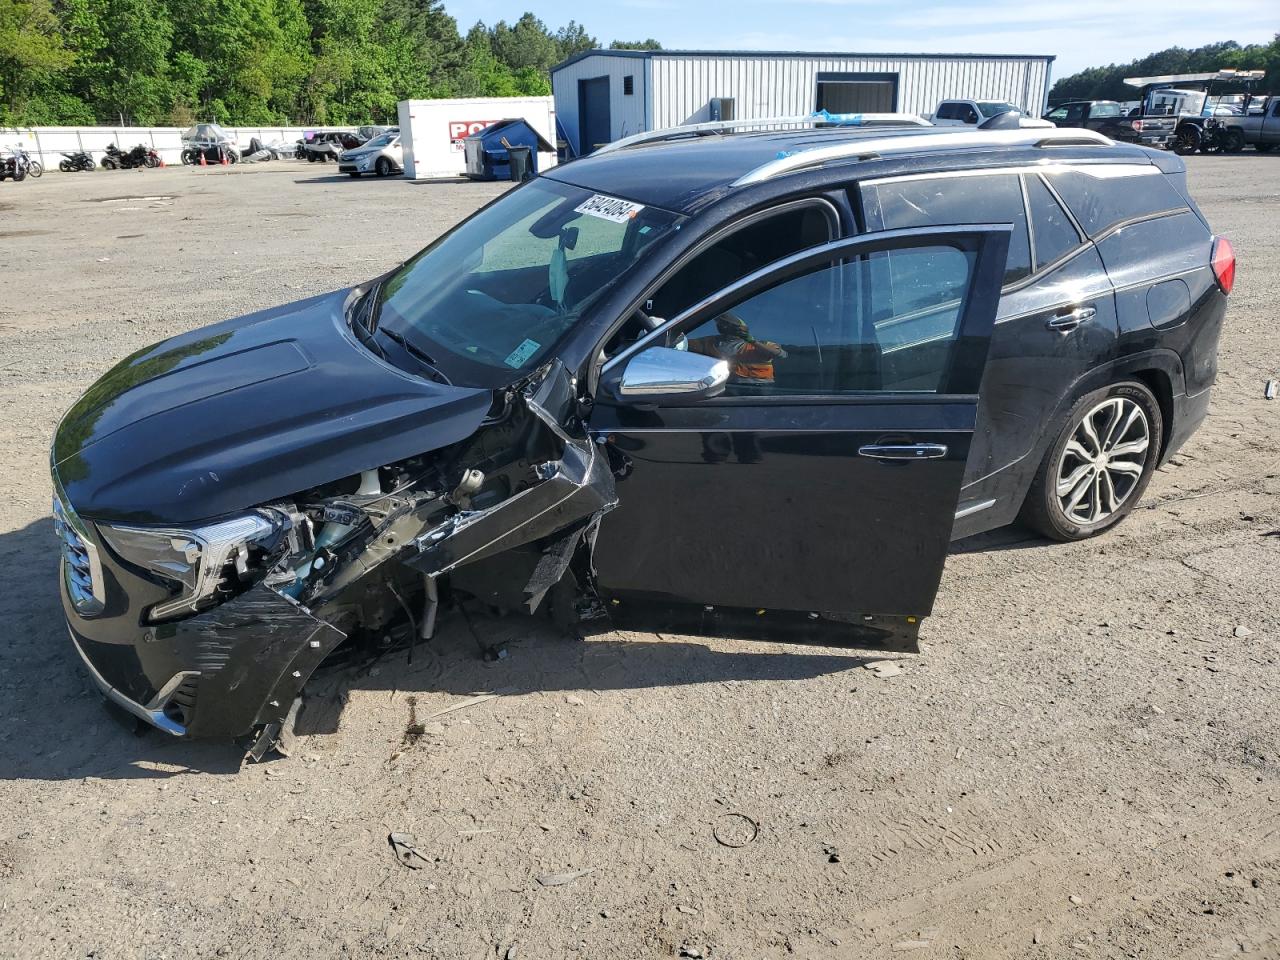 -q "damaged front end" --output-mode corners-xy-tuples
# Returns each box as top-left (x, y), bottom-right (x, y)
(65, 362), (616, 753)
